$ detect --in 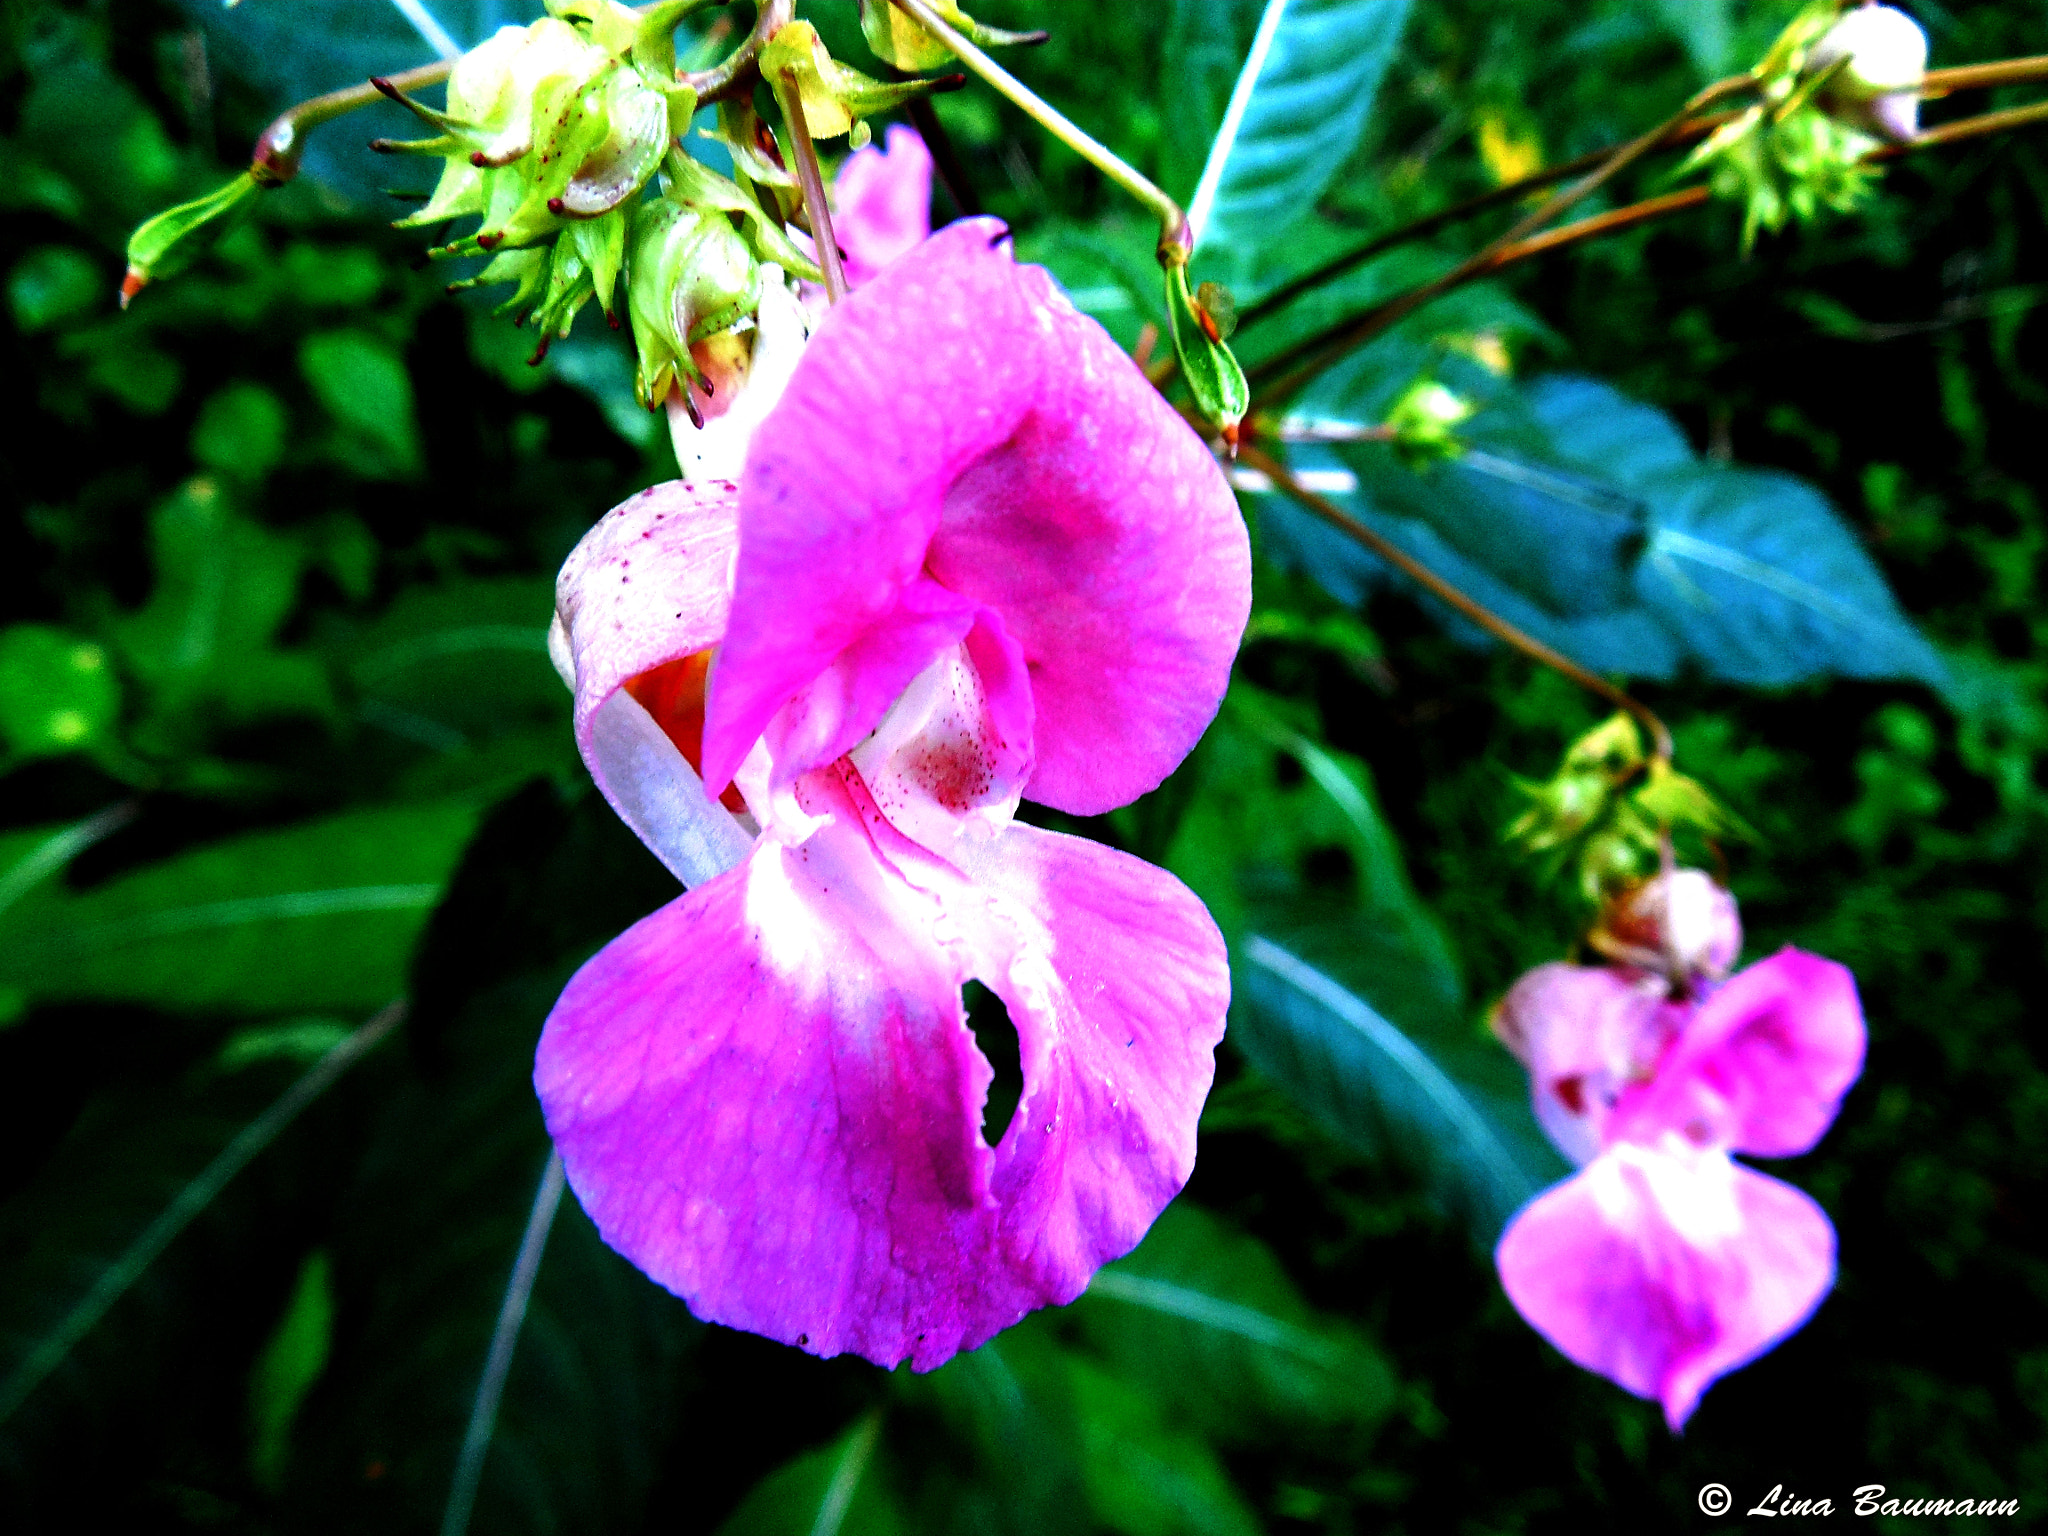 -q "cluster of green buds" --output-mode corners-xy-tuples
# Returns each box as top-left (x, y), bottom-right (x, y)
(1680, 1), (1929, 252)
(1507, 714), (1748, 904)
(374, 0), (710, 346)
